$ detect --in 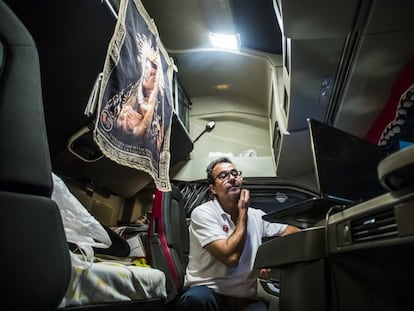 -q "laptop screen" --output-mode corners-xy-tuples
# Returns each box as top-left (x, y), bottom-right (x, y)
(308, 119), (389, 204)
